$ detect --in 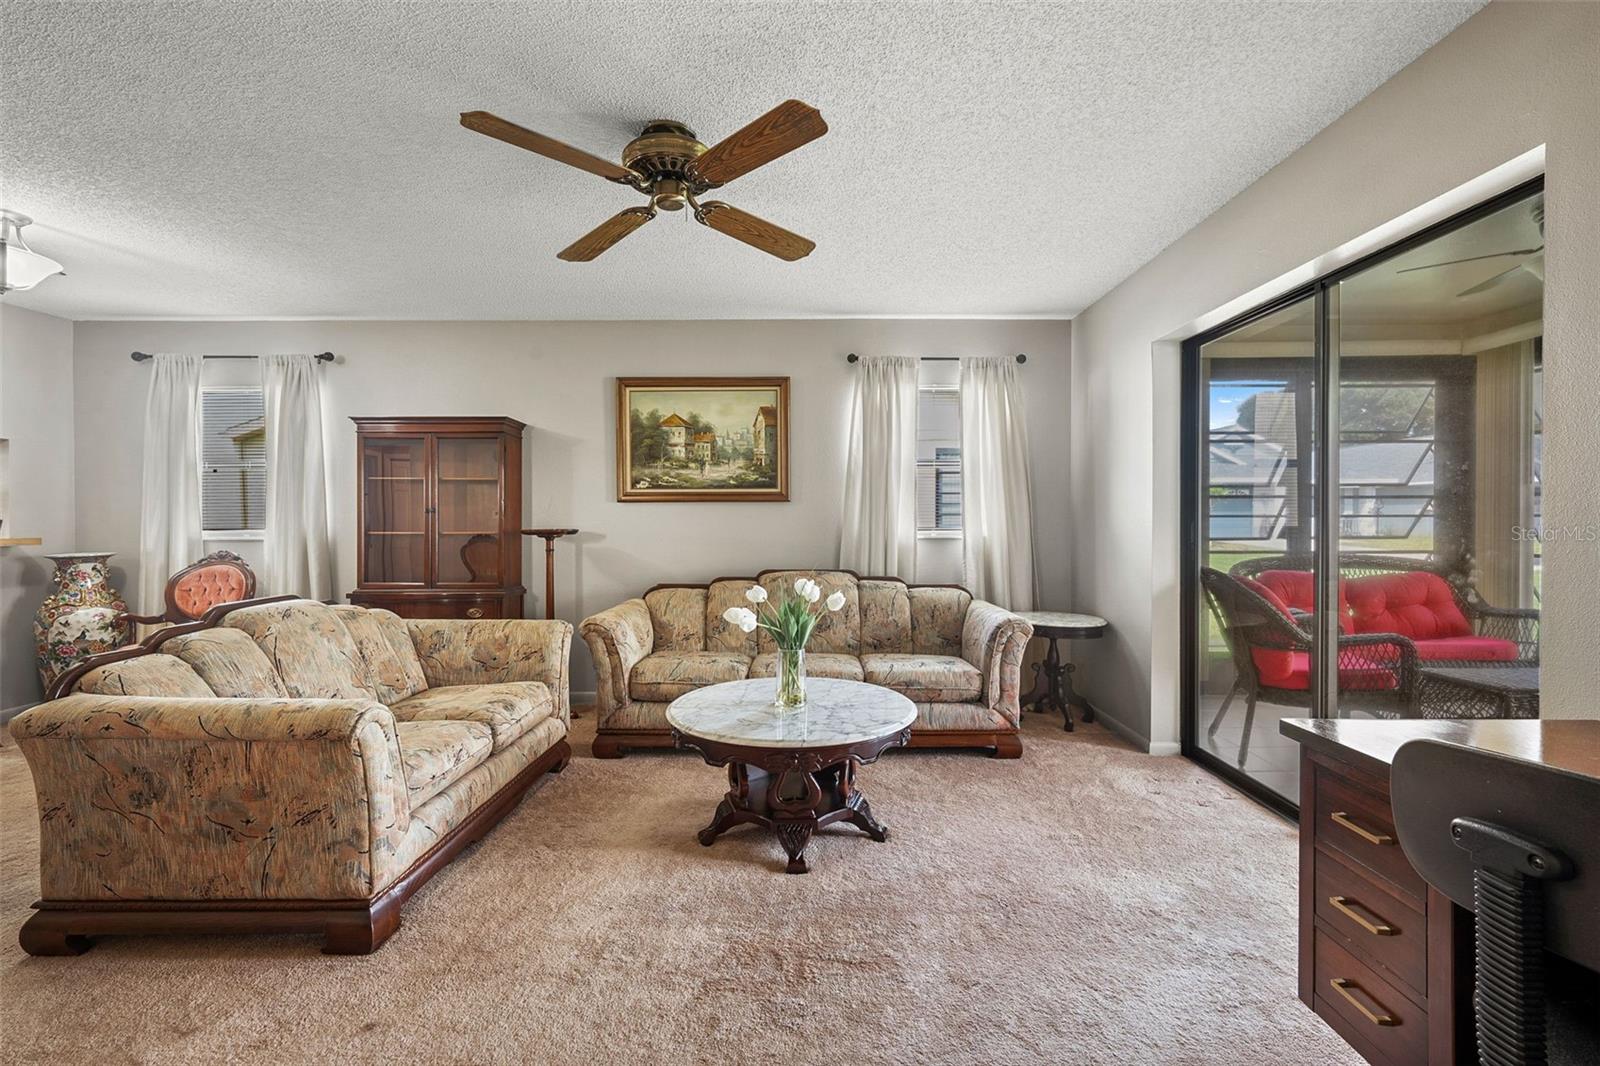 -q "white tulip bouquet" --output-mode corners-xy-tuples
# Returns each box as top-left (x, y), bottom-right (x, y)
(722, 577), (846, 706)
